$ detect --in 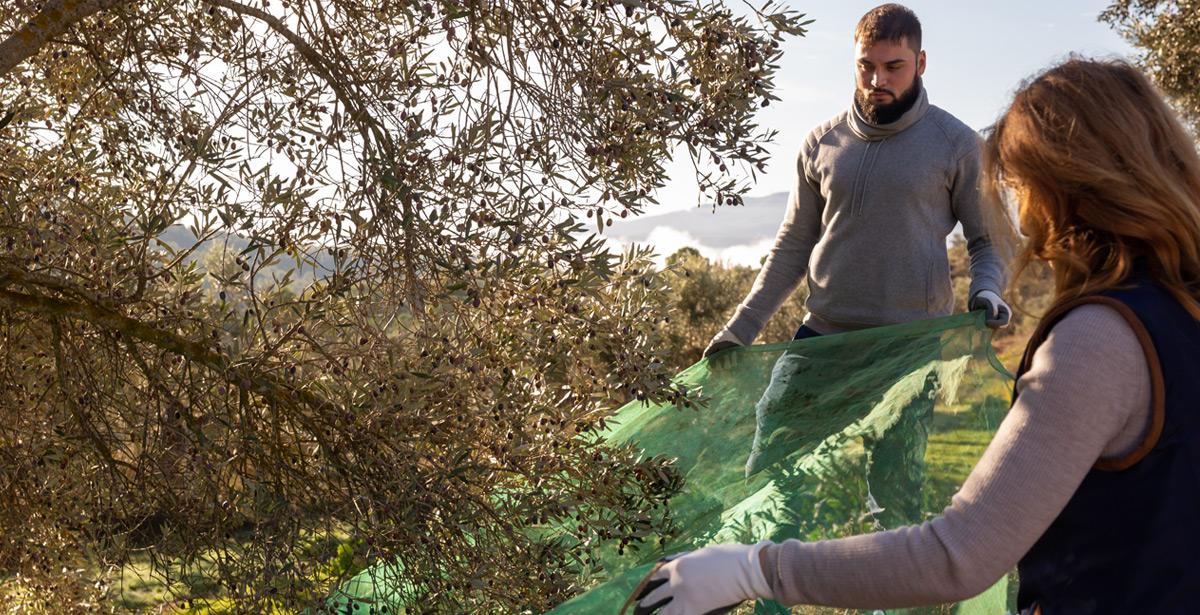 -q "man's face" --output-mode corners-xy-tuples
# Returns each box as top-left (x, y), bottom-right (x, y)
(854, 37), (925, 108)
